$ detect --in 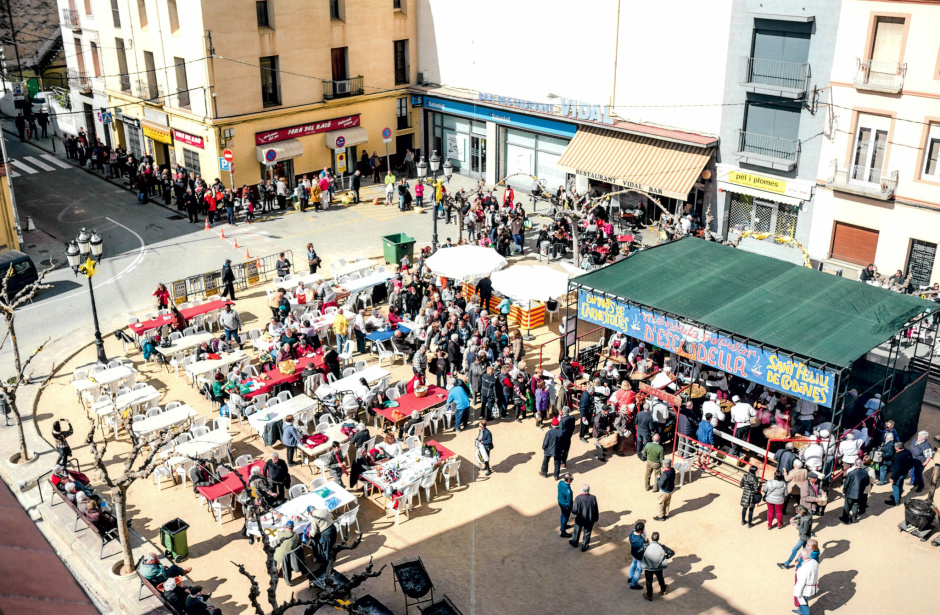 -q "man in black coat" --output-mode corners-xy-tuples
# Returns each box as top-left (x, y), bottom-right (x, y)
(220, 259), (236, 301)
(676, 402), (698, 459)
(351, 170), (362, 203)
(540, 425), (564, 479)
(636, 405), (654, 461)
(886, 443), (914, 506)
(477, 276), (492, 311)
(263, 452), (291, 501)
(776, 442), (798, 474)
(568, 484), (600, 552)
(578, 386), (595, 442)
(558, 407), (576, 469)
(840, 459), (870, 524)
